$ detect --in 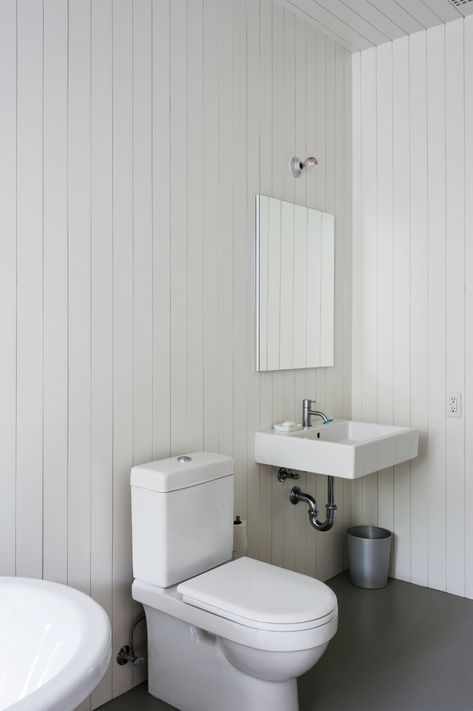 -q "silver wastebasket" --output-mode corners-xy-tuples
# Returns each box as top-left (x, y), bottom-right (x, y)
(346, 526), (392, 589)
